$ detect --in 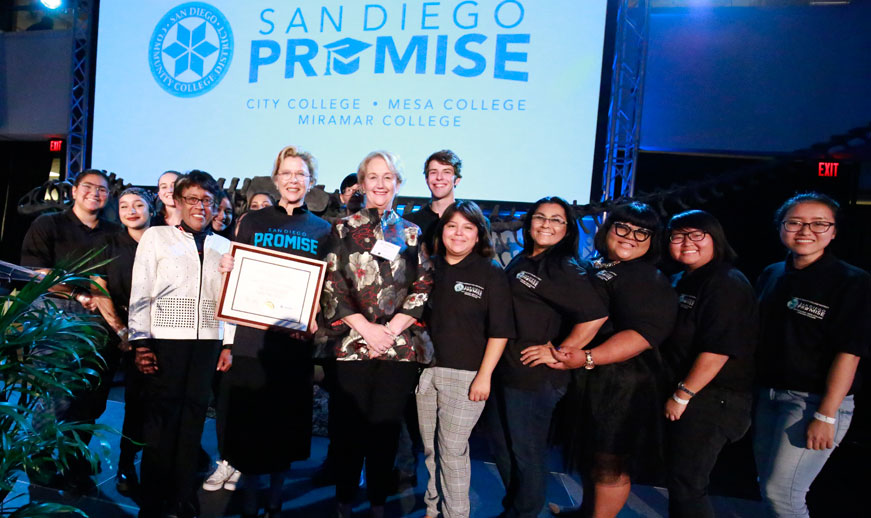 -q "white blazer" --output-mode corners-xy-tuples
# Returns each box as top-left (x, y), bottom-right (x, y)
(128, 225), (230, 341)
